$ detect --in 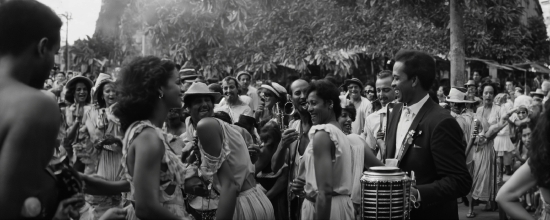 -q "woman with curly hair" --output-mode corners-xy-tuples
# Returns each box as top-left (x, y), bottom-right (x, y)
(113, 56), (194, 219)
(182, 82), (274, 219)
(290, 79), (355, 220)
(497, 108), (550, 220)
